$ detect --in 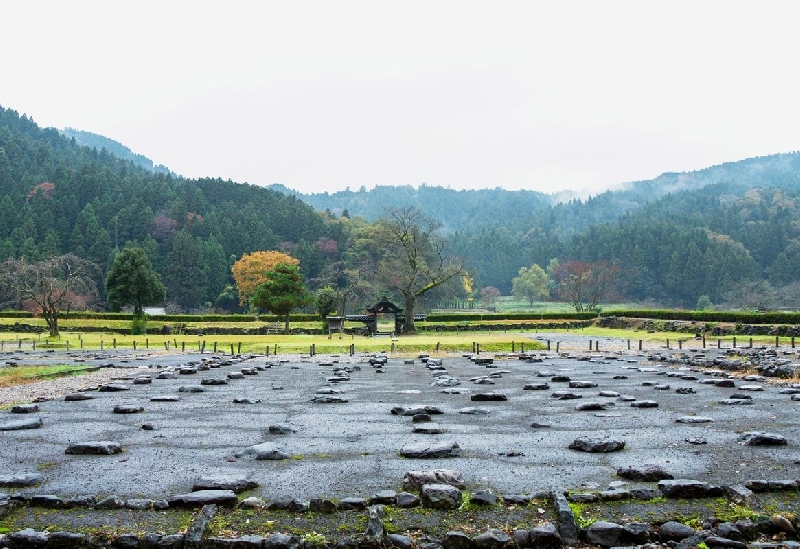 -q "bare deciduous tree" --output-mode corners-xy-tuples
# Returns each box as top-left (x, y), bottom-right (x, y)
(378, 206), (466, 333)
(0, 254), (99, 337)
